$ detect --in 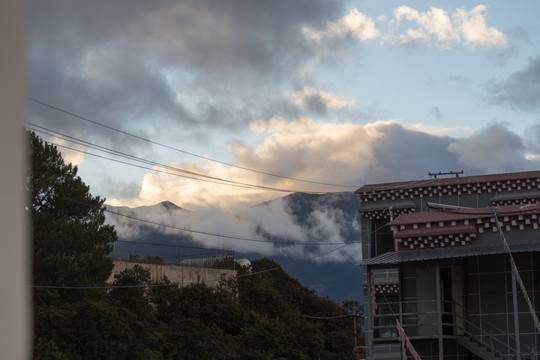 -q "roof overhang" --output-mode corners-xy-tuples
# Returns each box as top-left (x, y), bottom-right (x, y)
(358, 201), (416, 213)
(360, 230), (540, 265)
